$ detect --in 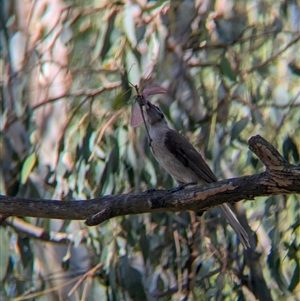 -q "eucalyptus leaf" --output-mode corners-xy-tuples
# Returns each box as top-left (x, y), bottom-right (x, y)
(267, 245), (290, 294)
(231, 117), (249, 142)
(123, 5), (137, 47)
(288, 260), (299, 292)
(126, 49), (141, 85)
(220, 55), (237, 81)
(0, 228), (10, 282)
(21, 152), (37, 184)
(283, 136), (299, 163)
